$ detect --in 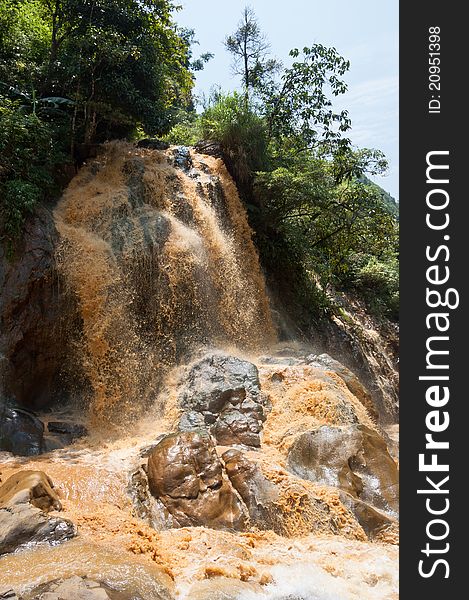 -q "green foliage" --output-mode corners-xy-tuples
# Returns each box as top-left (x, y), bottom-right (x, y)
(253, 144), (399, 321)
(0, 0), (199, 242)
(162, 110), (201, 146)
(263, 45), (351, 151)
(2, 179), (41, 238)
(0, 98), (66, 240)
(1, 1), (195, 144)
(199, 92), (268, 172)
(343, 253), (399, 320)
(0, 0), (50, 87)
